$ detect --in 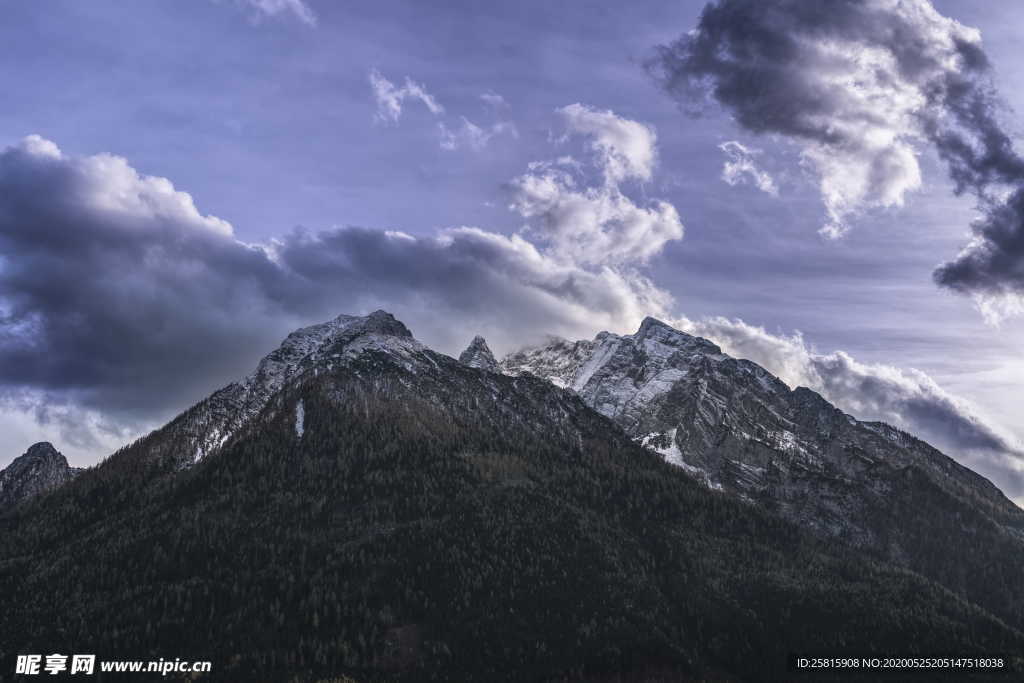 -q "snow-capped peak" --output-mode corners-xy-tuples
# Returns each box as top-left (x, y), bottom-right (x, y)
(246, 310), (417, 397)
(500, 317), (724, 395)
(498, 316), (783, 486)
(184, 310), (427, 464)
